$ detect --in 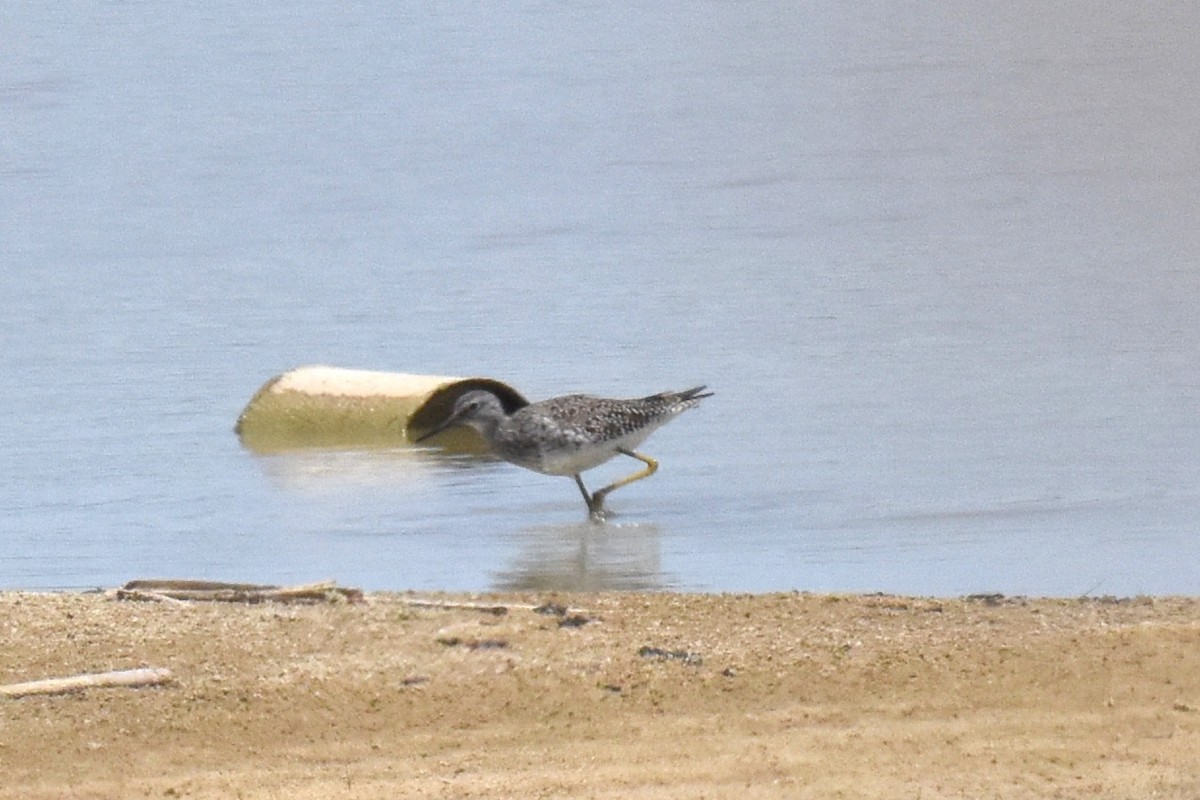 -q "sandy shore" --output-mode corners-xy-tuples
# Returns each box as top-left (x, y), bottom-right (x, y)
(1, 590), (1198, 799)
